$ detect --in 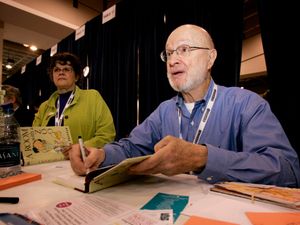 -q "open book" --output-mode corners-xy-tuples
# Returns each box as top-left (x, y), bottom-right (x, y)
(53, 155), (150, 193)
(211, 182), (300, 209)
(20, 126), (73, 166)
